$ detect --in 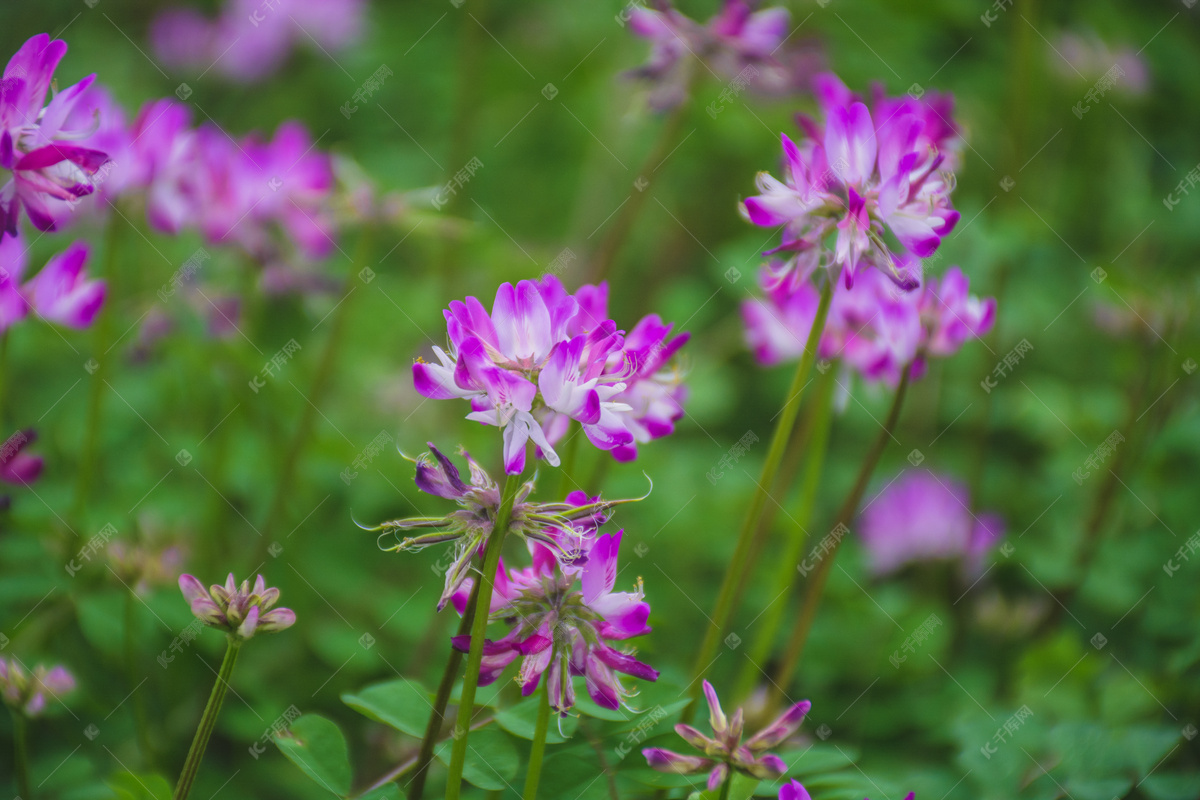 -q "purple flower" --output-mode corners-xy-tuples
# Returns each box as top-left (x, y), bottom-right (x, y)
(0, 34), (110, 236)
(859, 470), (1004, 576)
(413, 276), (687, 474)
(0, 658), (75, 717)
(178, 573), (296, 639)
(22, 241), (106, 328)
(368, 444), (637, 611)
(742, 72), (960, 287)
(451, 531), (658, 715)
(779, 780), (812, 800)
(915, 265), (995, 364)
(0, 429), (43, 486)
(643, 680), (810, 788)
